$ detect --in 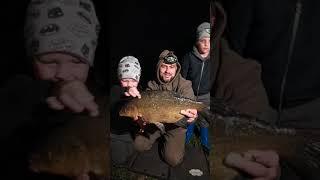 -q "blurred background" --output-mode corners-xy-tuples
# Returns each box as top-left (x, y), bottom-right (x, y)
(0, 0), (211, 92)
(108, 0), (211, 88)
